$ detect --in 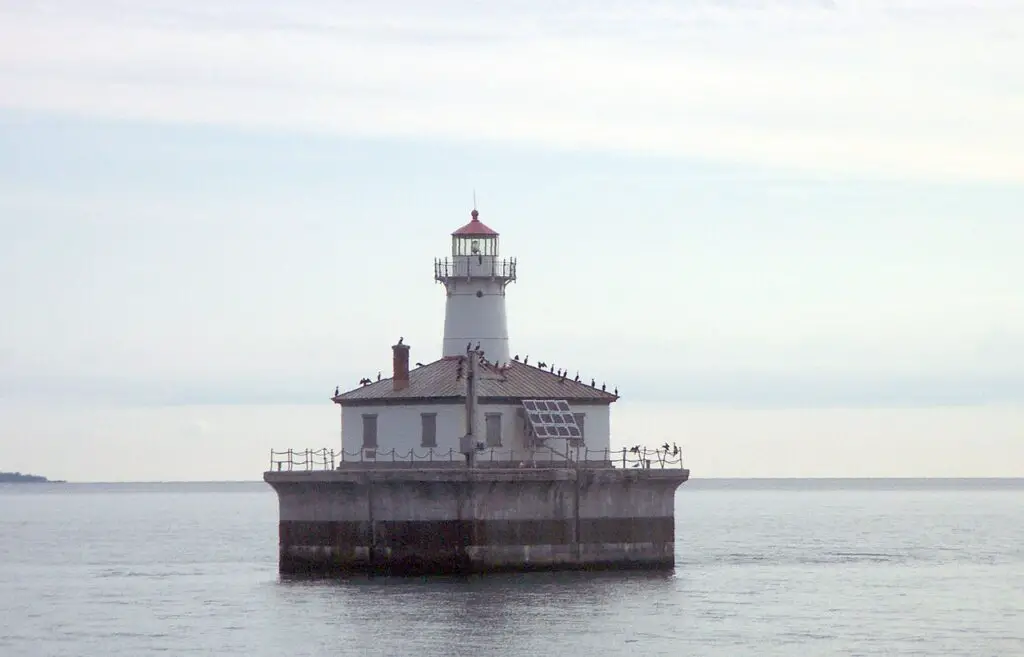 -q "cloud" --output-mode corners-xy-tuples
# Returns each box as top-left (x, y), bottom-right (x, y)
(190, 418), (213, 436)
(1, 1), (1022, 182)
